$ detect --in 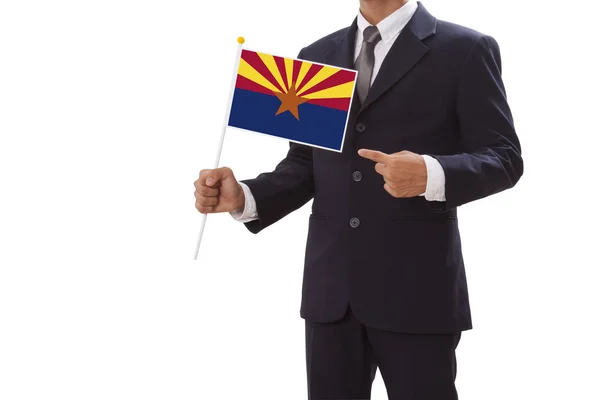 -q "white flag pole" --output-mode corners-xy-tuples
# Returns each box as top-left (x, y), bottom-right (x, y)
(194, 36), (246, 260)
